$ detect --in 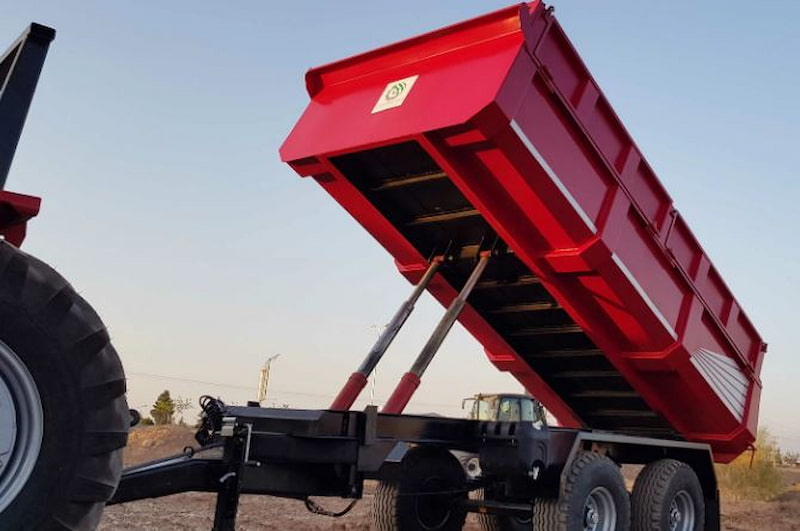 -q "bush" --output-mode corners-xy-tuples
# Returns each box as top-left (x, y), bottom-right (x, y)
(716, 428), (785, 501)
